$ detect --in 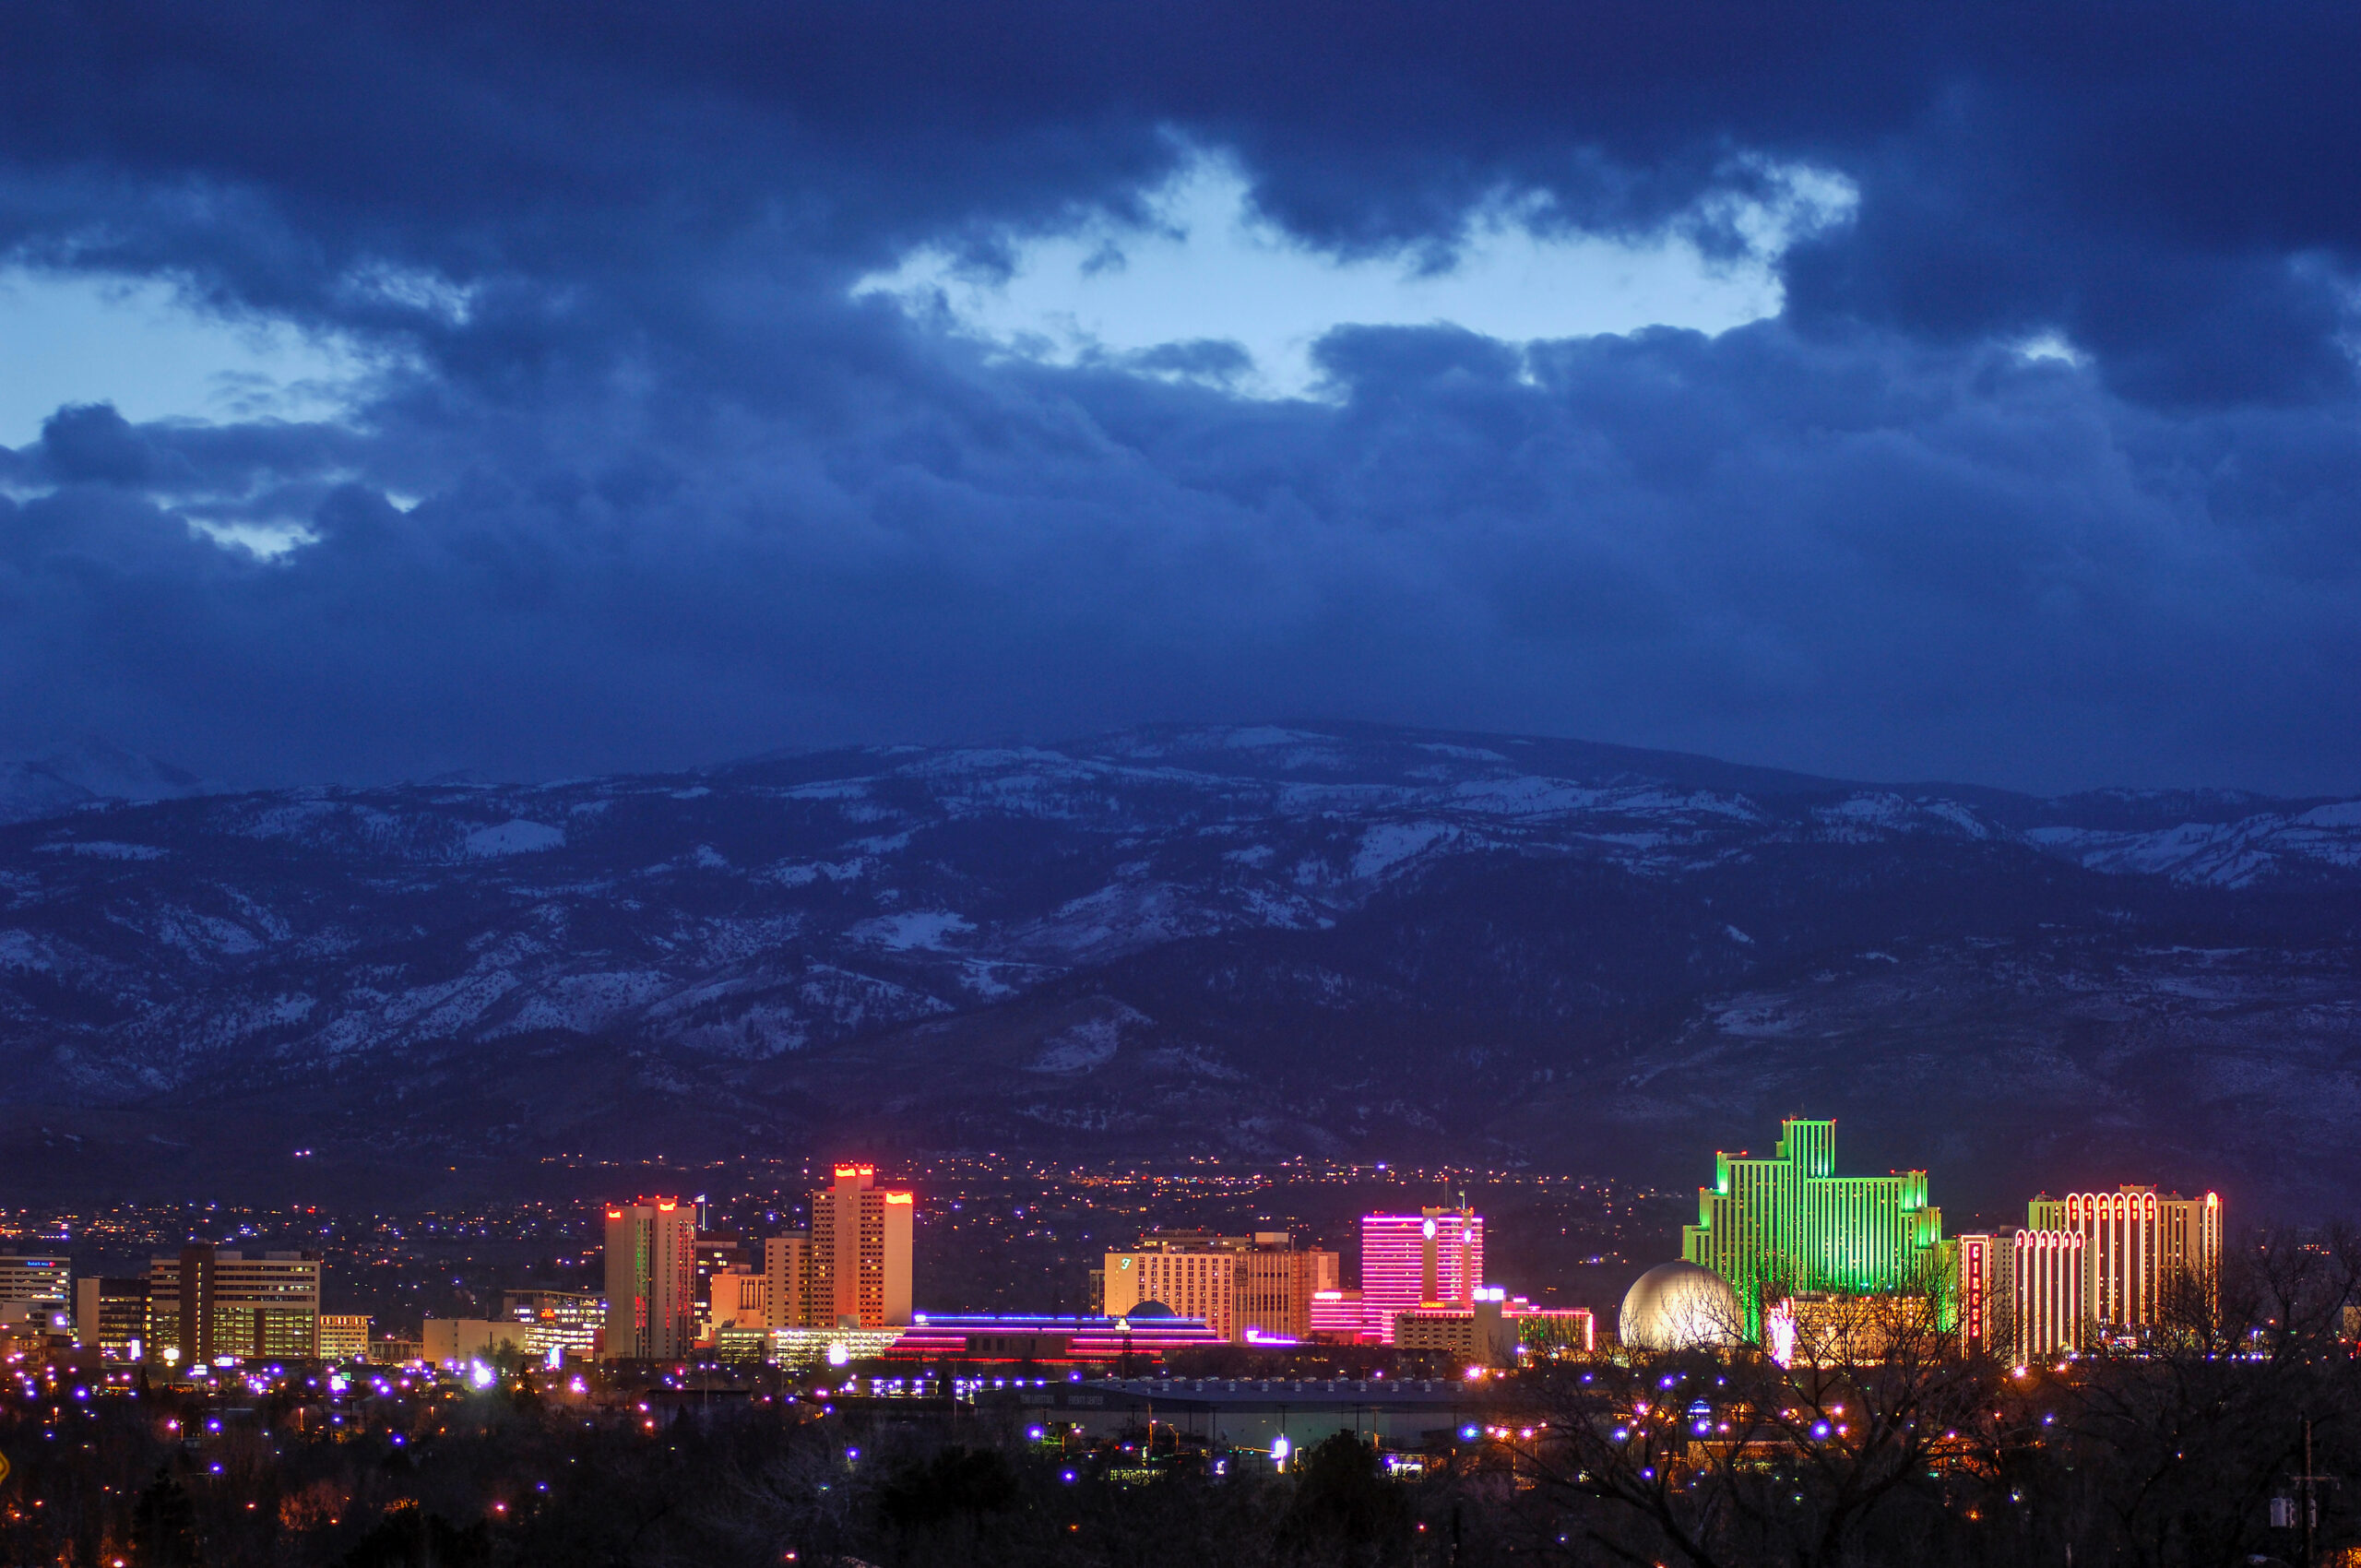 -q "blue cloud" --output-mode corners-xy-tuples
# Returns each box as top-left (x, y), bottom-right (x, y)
(0, 1), (2355, 794)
